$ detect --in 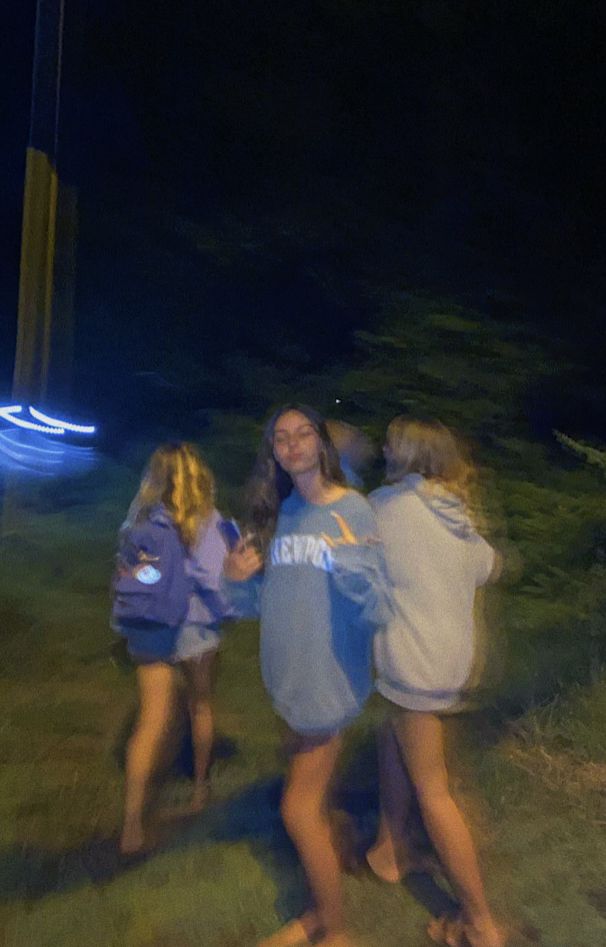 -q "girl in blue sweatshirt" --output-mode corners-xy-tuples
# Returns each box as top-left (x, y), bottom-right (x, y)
(224, 405), (391, 947)
(116, 443), (232, 854)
